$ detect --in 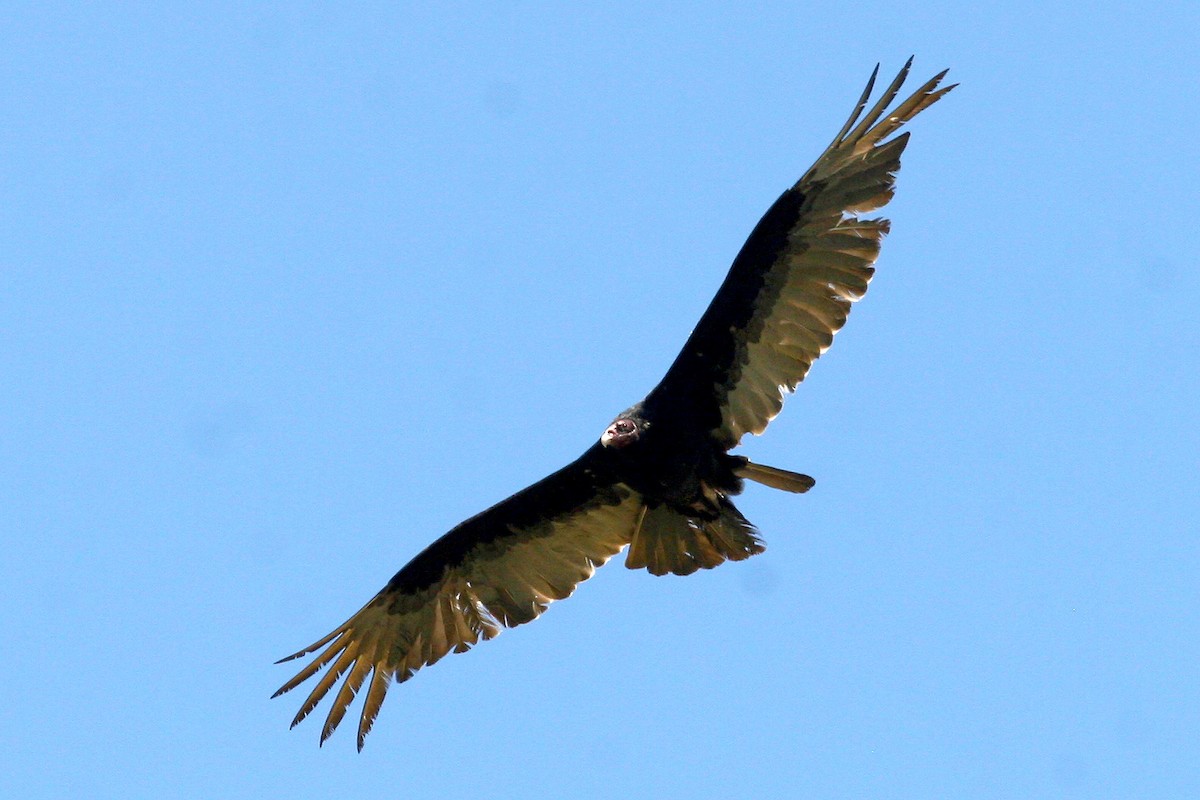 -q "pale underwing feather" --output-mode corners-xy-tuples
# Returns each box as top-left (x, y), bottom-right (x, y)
(717, 63), (952, 445)
(274, 489), (644, 748)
